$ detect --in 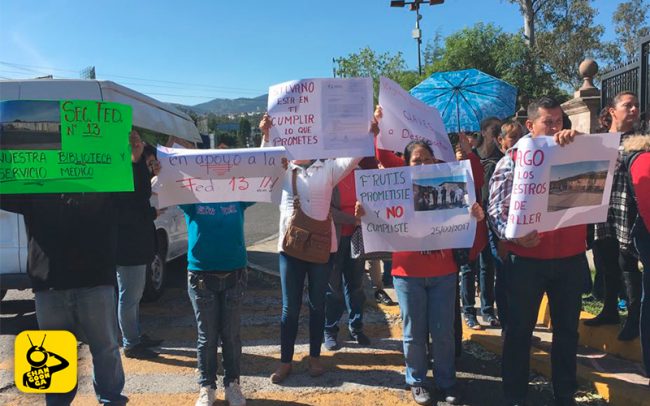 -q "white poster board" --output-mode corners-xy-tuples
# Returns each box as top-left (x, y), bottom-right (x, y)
(505, 133), (621, 238)
(267, 78), (374, 160)
(355, 160), (476, 252)
(155, 146), (286, 208)
(377, 76), (455, 162)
